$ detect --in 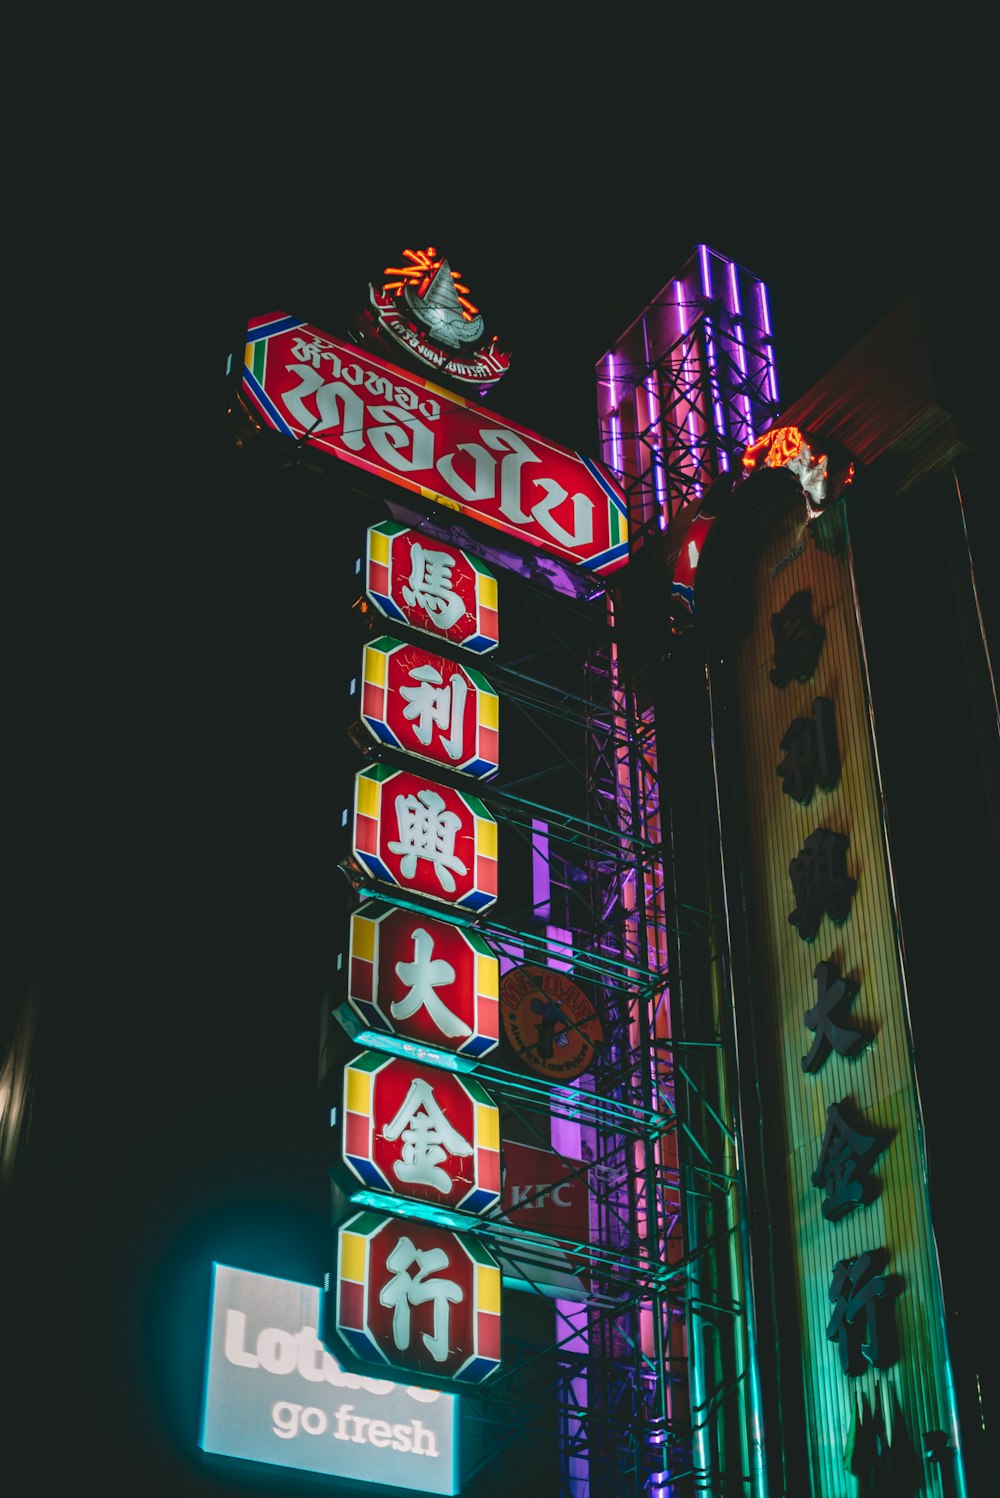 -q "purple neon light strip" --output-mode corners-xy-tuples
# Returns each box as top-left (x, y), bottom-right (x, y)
(676, 278), (703, 500)
(727, 259), (755, 444)
(698, 245), (729, 473)
(757, 279), (779, 404)
(645, 374), (666, 527)
(607, 353), (622, 474)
